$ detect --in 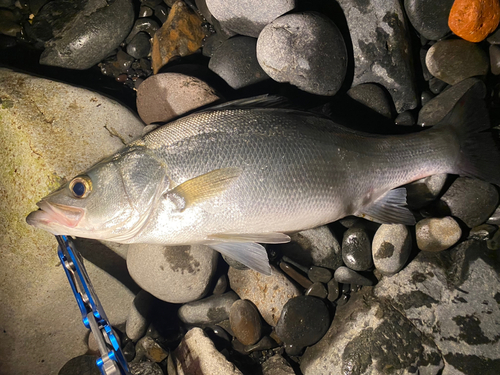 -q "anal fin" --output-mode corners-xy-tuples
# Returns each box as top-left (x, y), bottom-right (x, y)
(208, 242), (272, 275)
(356, 187), (415, 225)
